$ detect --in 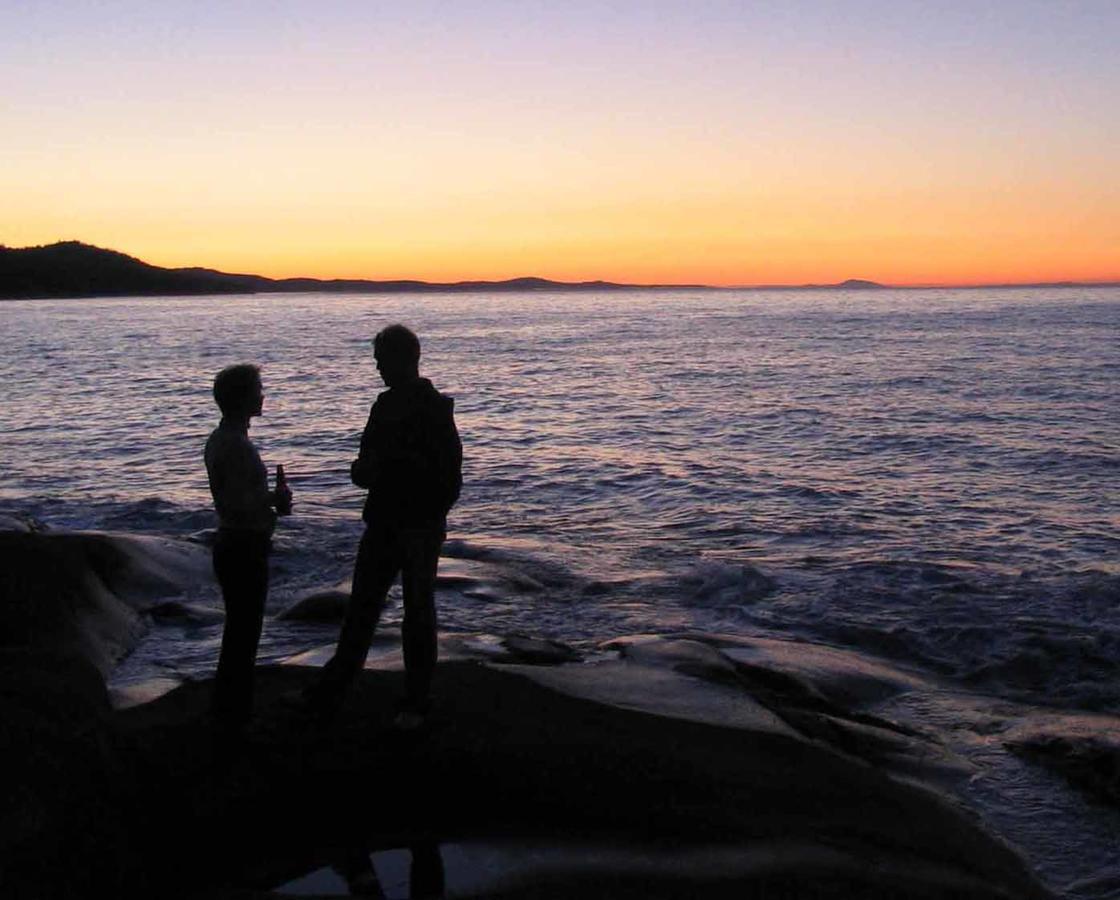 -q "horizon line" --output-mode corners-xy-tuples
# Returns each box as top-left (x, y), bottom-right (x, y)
(7, 240), (1120, 292)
